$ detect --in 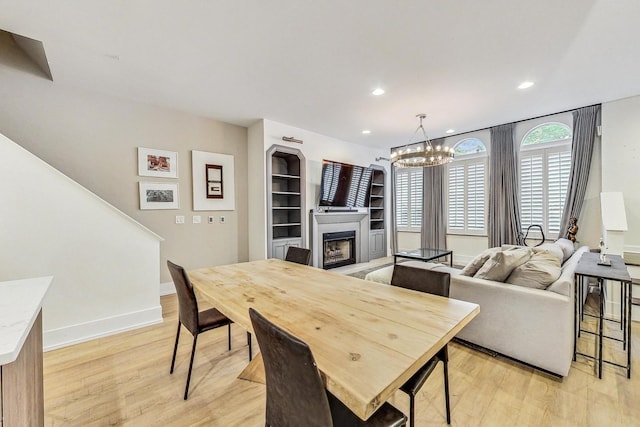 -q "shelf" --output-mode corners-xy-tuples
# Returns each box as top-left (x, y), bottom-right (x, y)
(272, 191), (301, 195)
(273, 223), (301, 227)
(273, 206), (301, 210)
(272, 173), (300, 179)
